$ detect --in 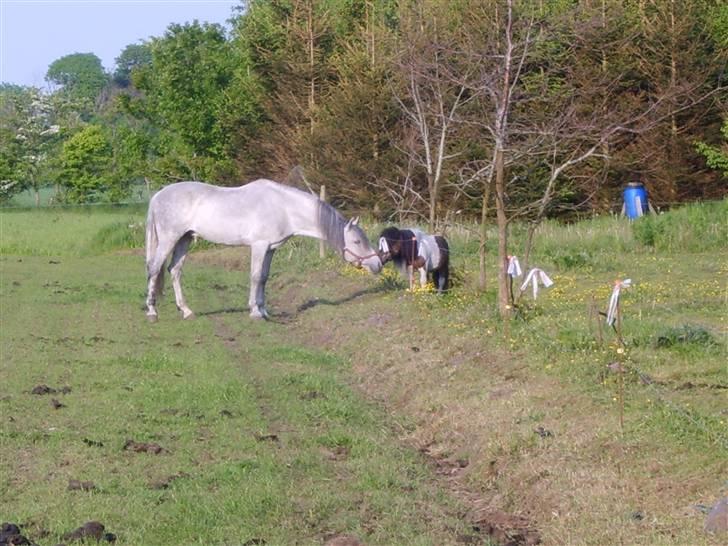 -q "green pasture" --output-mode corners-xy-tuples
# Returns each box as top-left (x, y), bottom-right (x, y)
(1, 200), (726, 545)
